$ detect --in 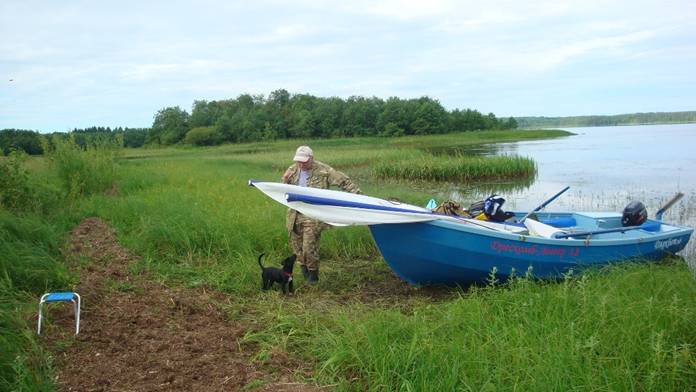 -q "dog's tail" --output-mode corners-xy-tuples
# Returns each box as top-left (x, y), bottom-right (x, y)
(257, 253), (265, 270)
